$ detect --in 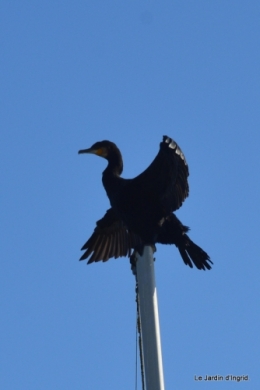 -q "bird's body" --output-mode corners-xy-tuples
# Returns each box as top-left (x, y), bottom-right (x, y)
(79, 136), (212, 270)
